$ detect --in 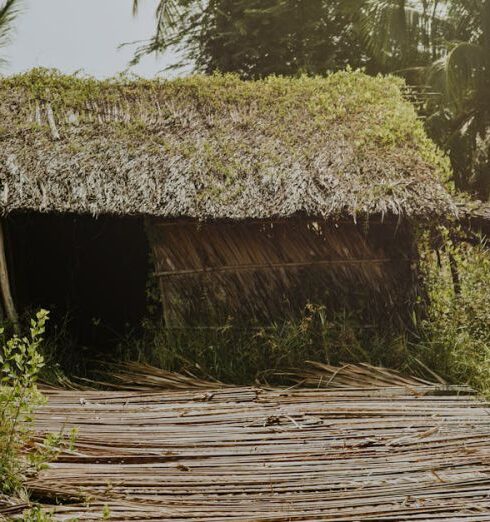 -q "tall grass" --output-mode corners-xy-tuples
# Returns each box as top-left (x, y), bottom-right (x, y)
(412, 232), (490, 394)
(115, 305), (409, 384)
